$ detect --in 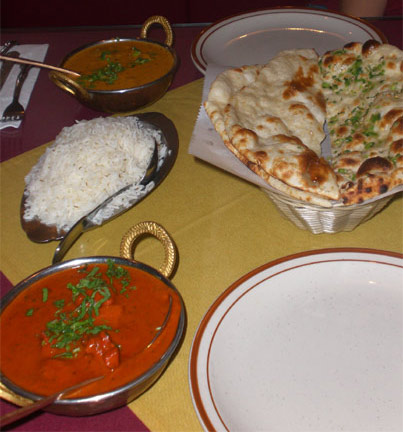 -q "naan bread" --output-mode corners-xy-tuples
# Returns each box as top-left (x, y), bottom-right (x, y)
(205, 49), (340, 203)
(204, 41), (403, 206)
(320, 40), (403, 204)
